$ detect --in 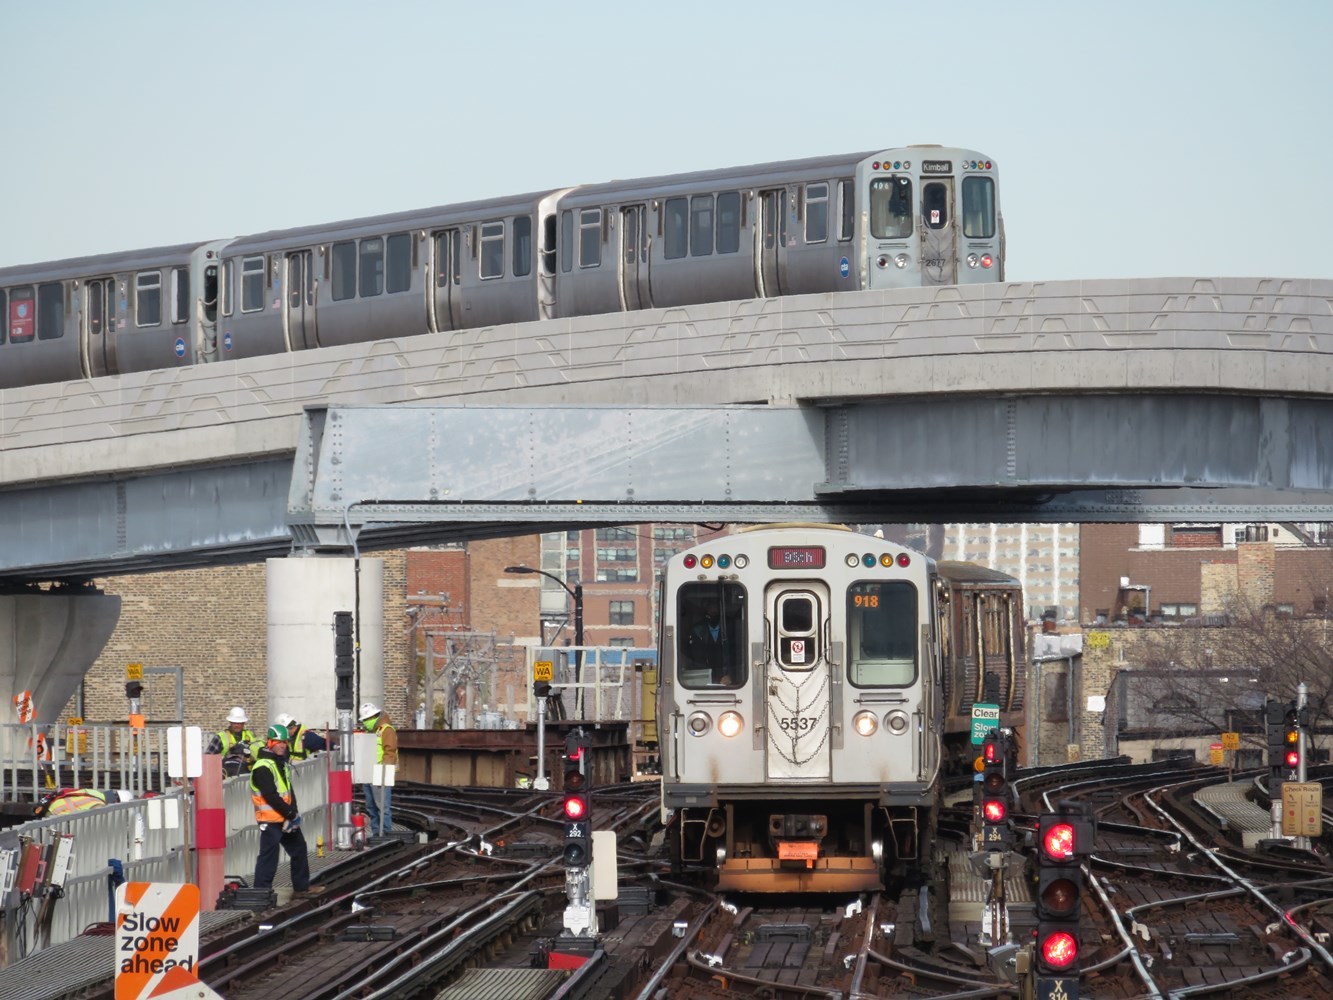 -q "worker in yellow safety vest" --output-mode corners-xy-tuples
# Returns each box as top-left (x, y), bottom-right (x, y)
(207, 706), (258, 775)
